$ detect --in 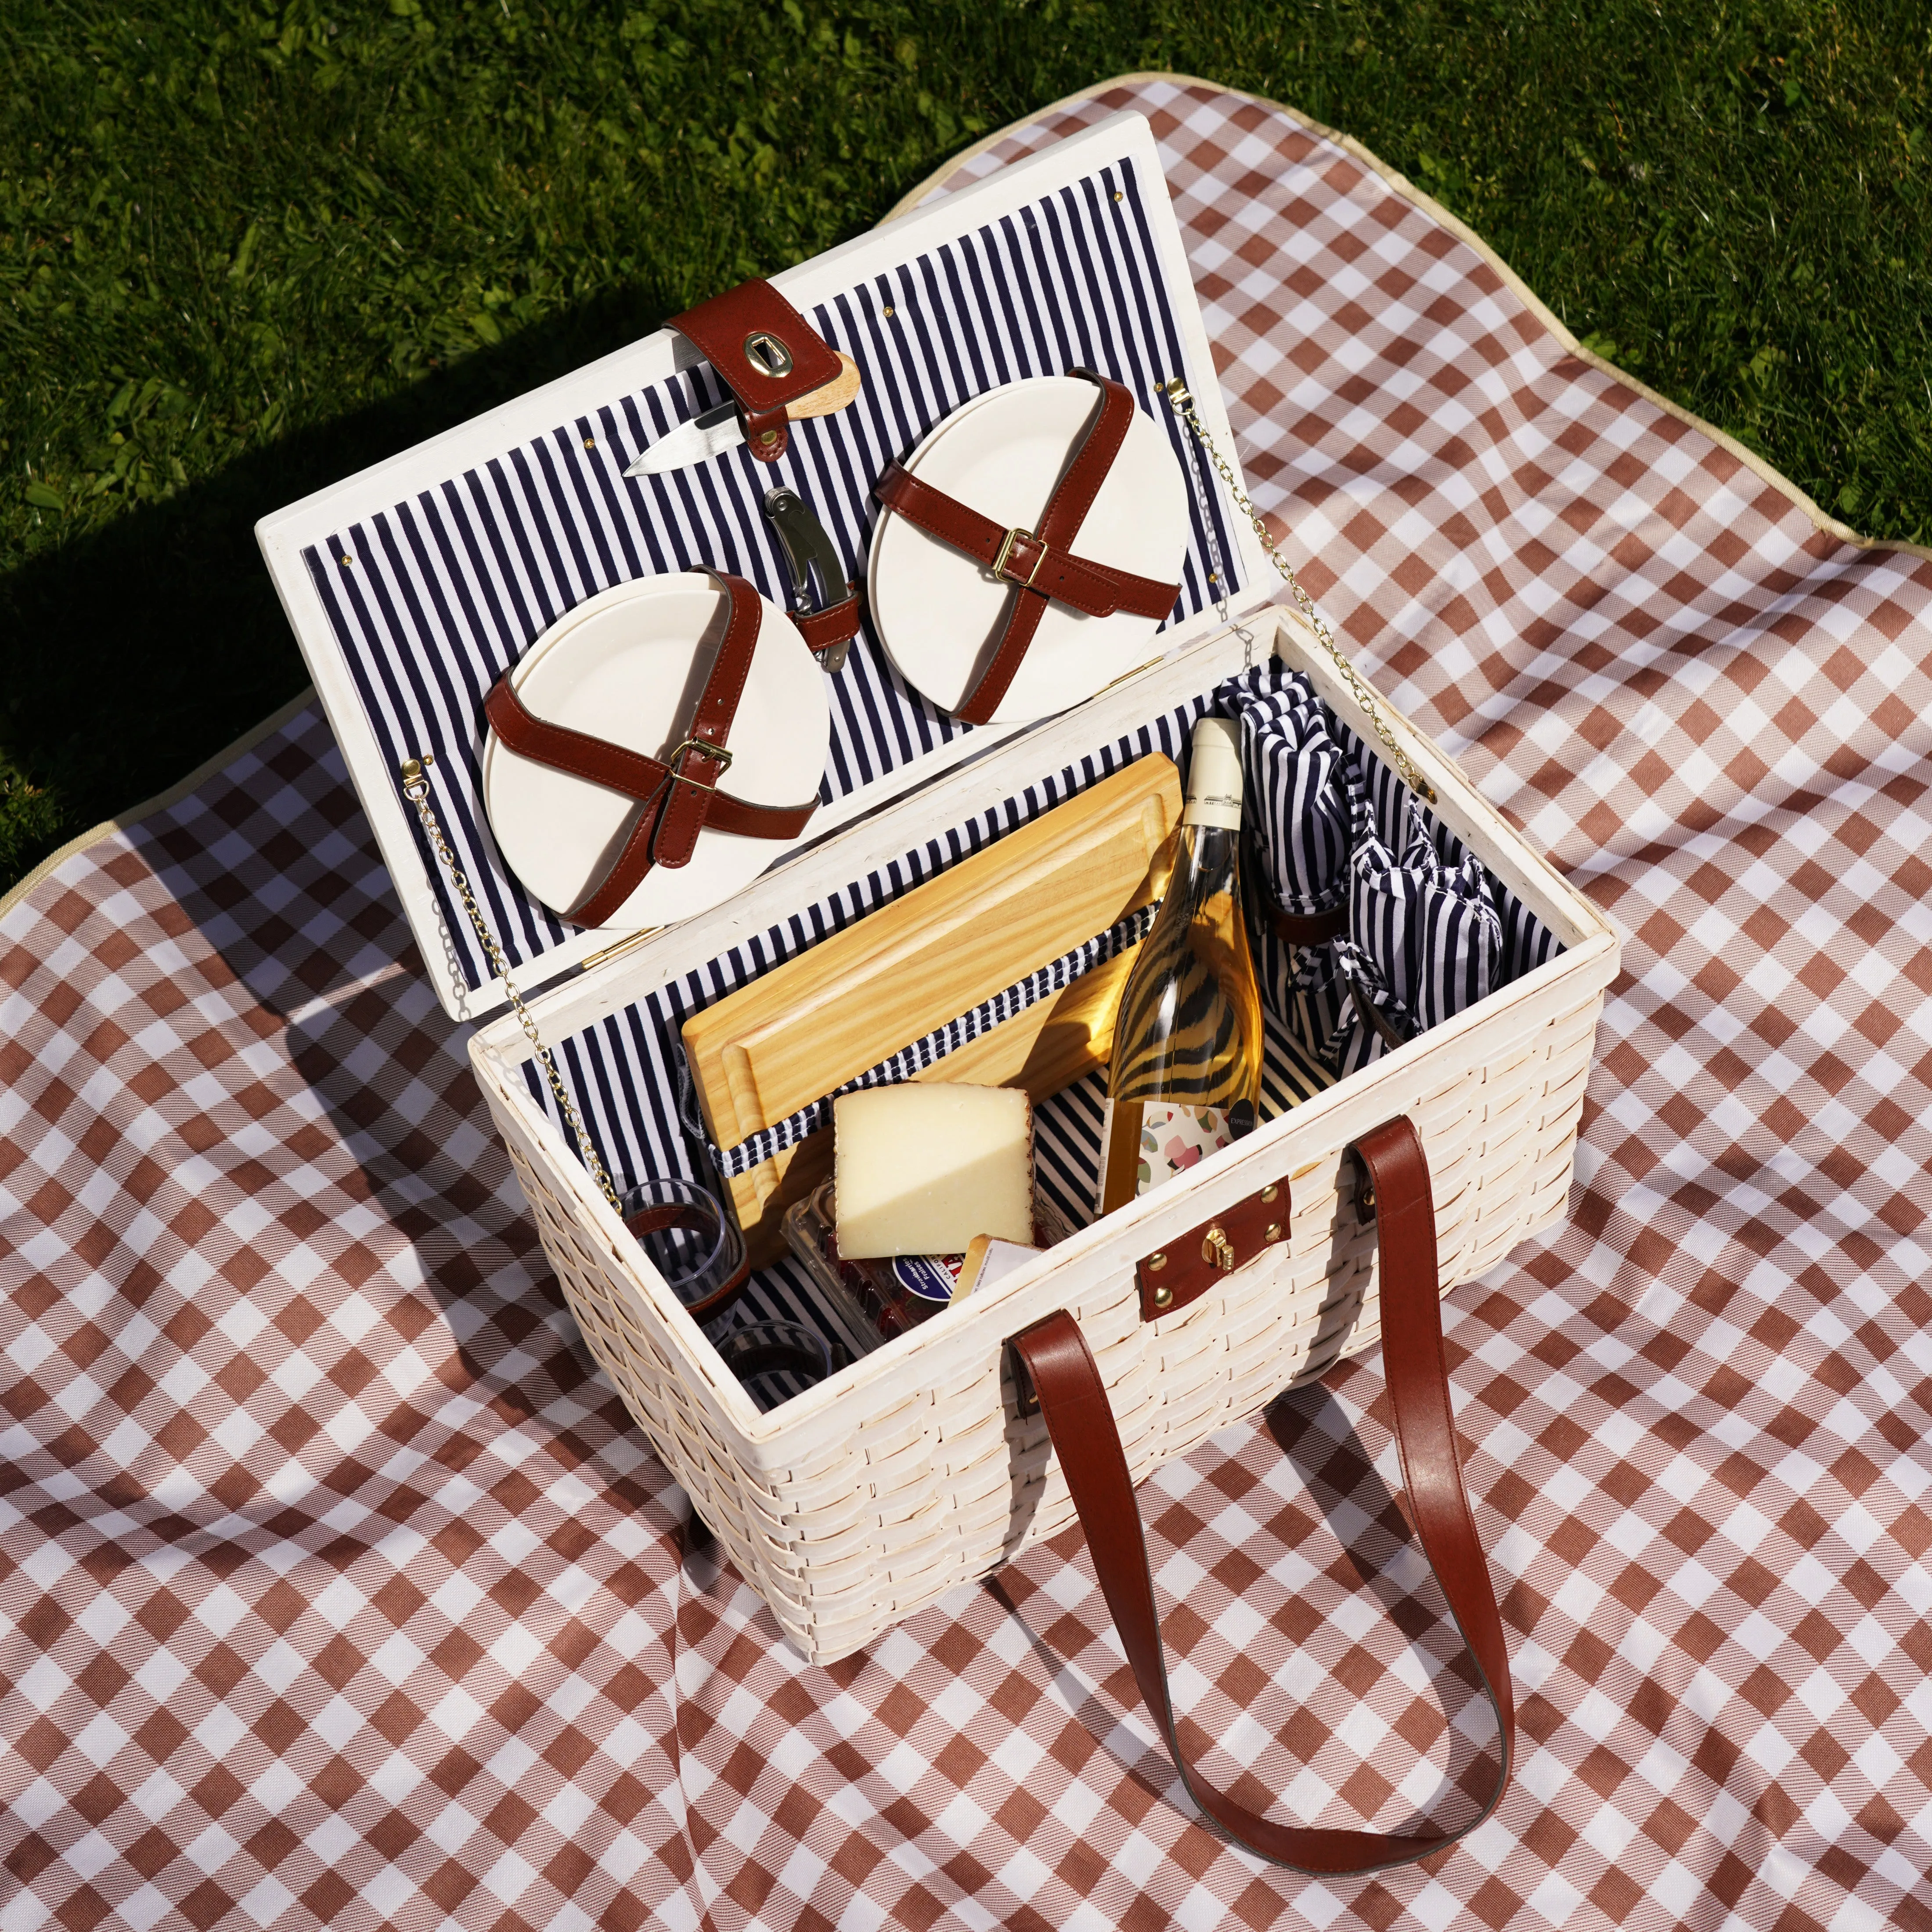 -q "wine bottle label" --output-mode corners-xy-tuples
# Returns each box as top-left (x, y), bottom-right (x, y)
(1100, 1097), (1236, 1205)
